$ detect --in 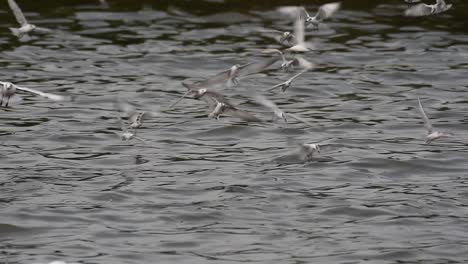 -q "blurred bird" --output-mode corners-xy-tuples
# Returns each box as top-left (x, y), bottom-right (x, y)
(302, 2), (341, 29)
(114, 99), (159, 129)
(405, 0), (452, 16)
(182, 57), (279, 90)
(417, 98), (453, 144)
(7, 0), (50, 38)
(254, 95), (313, 126)
(186, 86), (261, 122)
(0, 81), (64, 107)
(258, 29), (295, 46)
(266, 57), (314, 92)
